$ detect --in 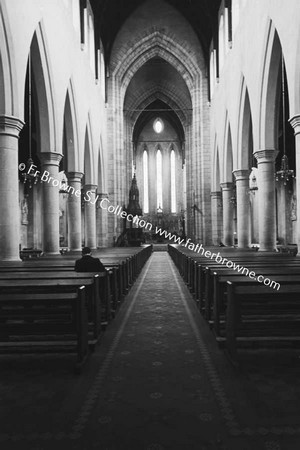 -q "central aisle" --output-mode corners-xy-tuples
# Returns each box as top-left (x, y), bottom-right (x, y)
(3, 251), (295, 449)
(73, 252), (248, 450)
